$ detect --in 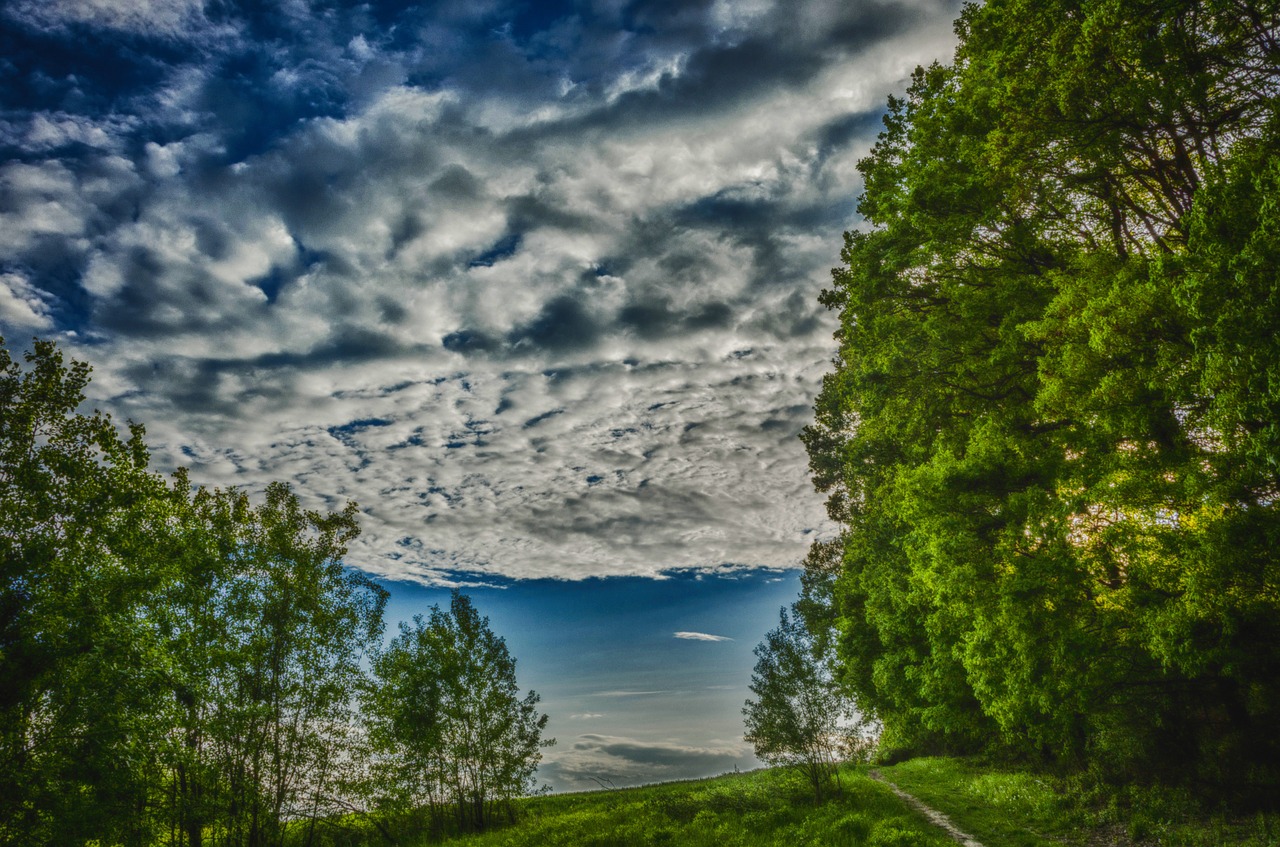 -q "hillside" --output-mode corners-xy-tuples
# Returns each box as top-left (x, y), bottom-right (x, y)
(326, 764), (956, 847)
(314, 759), (1279, 847)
